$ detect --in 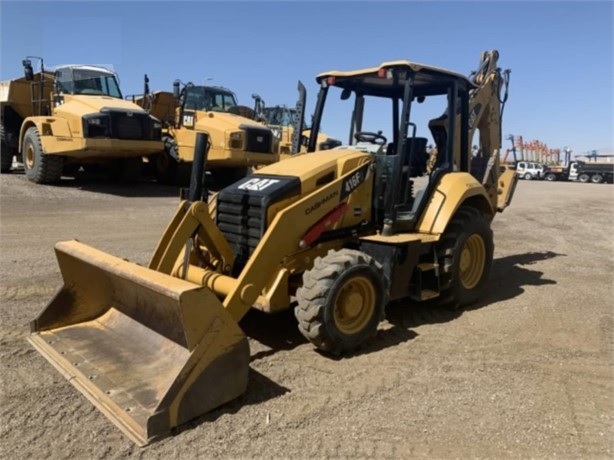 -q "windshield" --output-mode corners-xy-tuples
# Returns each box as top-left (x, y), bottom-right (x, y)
(184, 86), (238, 112)
(263, 107), (297, 126)
(55, 67), (122, 98)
